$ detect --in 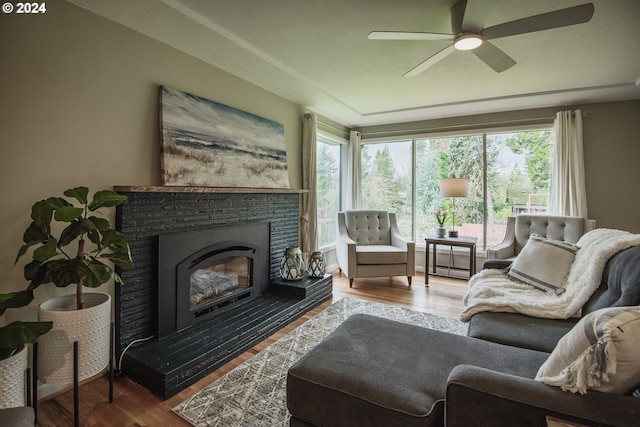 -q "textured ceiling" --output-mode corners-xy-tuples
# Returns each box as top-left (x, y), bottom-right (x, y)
(68, 0), (640, 127)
